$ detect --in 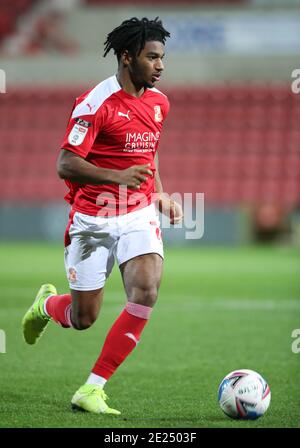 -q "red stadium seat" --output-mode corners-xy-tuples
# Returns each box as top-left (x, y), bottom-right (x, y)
(1, 84), (299, 206)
